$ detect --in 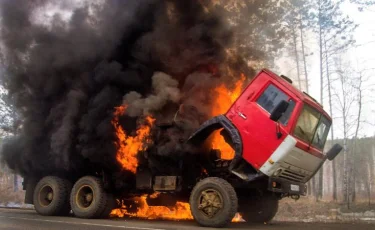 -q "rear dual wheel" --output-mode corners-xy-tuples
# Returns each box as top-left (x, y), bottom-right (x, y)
(70, 176), (115, 219)
(33, 176), (115, 218)
(33, 176), (72, 216)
